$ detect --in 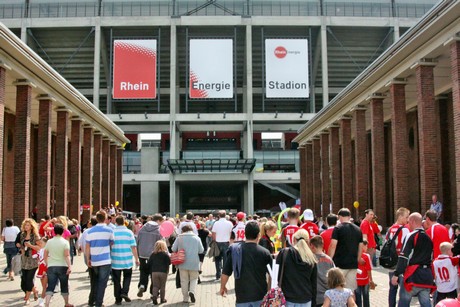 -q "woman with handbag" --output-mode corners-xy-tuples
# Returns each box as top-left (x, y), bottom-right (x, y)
(276, 228), (318, 307)
(171, 224), (204, 303)
(2, 218), (20, 280)
(16, 218), (40, 305)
